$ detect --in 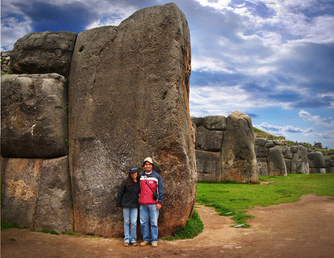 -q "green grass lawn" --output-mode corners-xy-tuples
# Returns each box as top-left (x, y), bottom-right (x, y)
(197, 173), (334, 227)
